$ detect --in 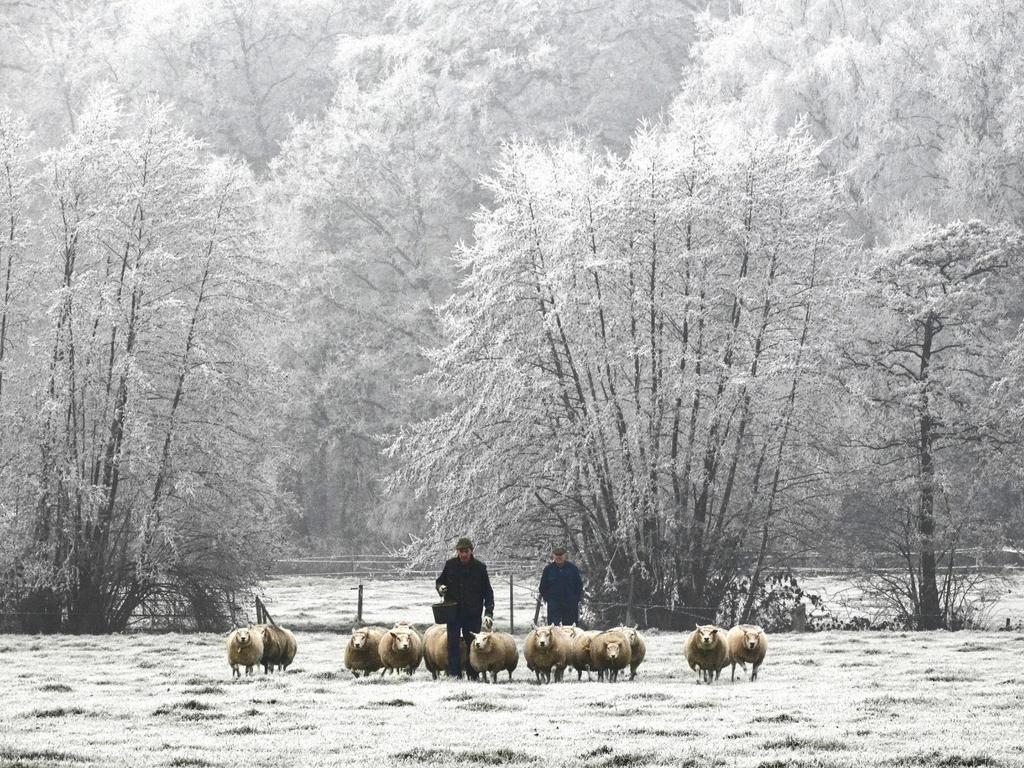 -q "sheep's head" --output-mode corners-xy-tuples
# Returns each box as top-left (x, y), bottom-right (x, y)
(236, 628), (251, 646)
(260, 626), (275, 646)
(742, 628), (761, 651)
(535, 627), (552, 648)
(389, 630), (411, 651)
(472, 632), (493, 651)
(351, 629), (368, 650)
(615, 626), (638, 645)
(605, 639), (623, 660)
(696, 625), (719, 648)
